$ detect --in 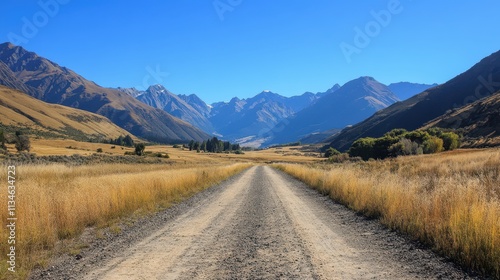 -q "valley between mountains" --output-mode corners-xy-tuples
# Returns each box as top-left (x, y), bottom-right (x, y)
(32, 166), (473, 280)
(1, 42), (500, 280)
